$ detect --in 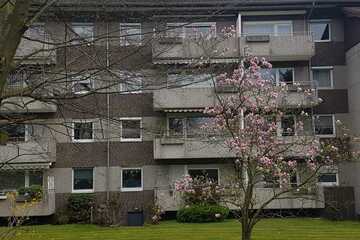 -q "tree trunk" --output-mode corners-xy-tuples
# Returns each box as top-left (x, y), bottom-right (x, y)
(241, 223), (252, 240)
